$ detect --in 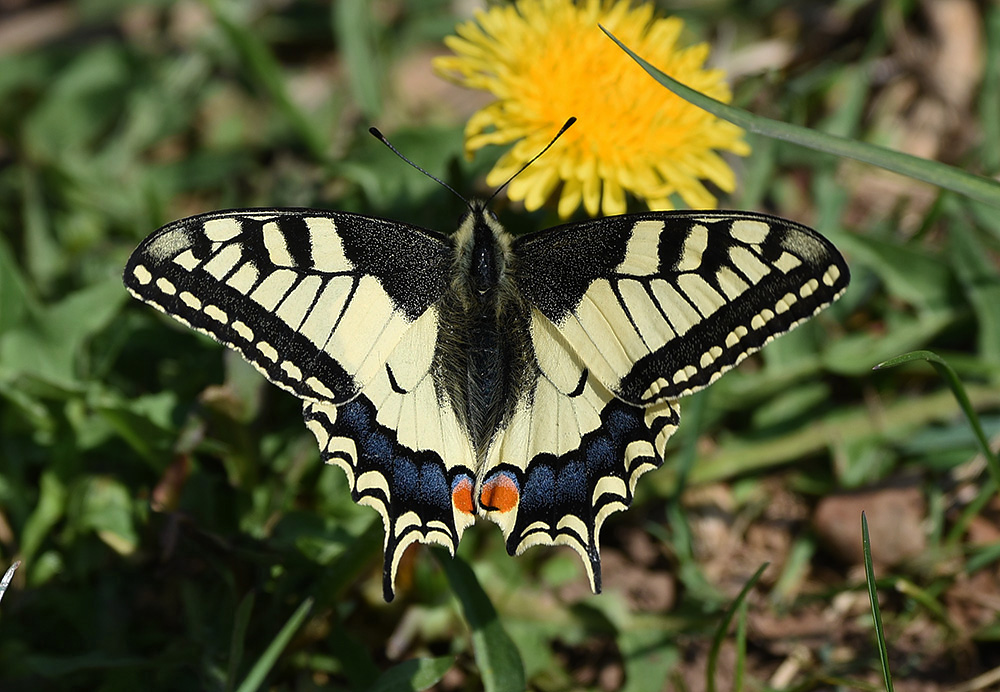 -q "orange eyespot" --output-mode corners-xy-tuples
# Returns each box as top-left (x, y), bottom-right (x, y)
(451, 476), (475, 515)
(479, 473), (520, 513)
